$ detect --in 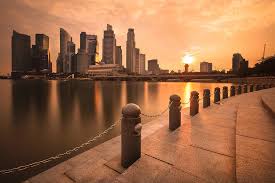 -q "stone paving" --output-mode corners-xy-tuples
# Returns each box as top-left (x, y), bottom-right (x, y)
(25, 88), (275, 183)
